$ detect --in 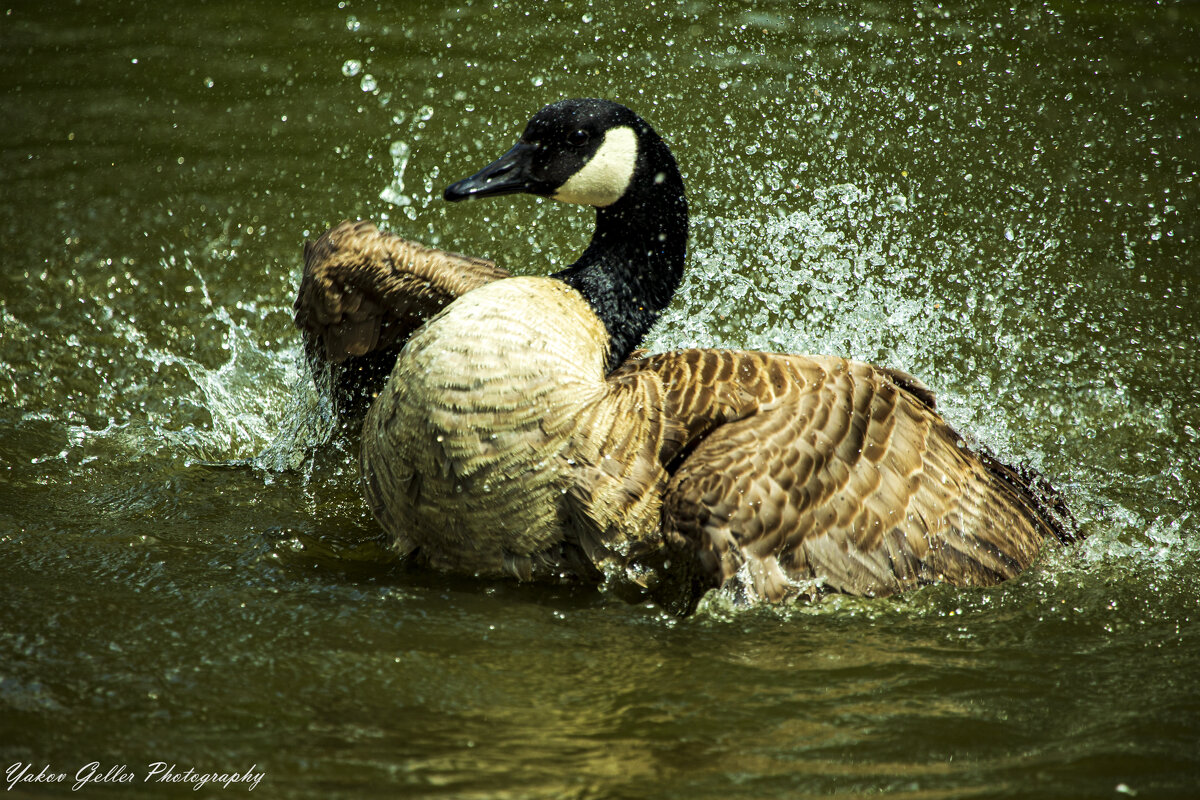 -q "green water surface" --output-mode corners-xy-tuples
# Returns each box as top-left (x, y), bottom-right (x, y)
(2, 1), (1198, 798)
